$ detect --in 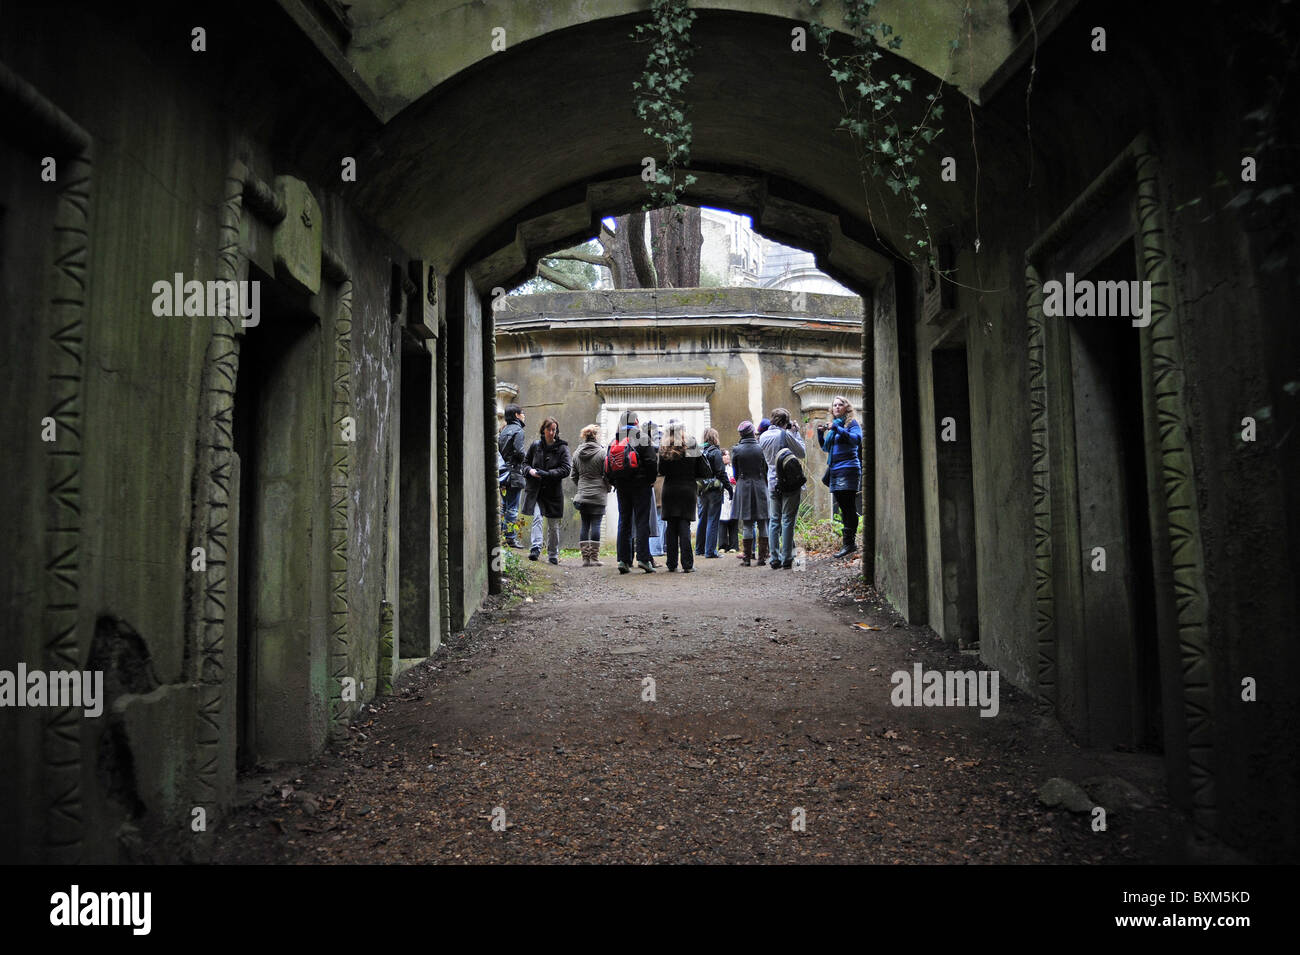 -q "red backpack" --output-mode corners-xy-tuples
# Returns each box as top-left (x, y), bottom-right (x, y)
(605, 437), (639, 478)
